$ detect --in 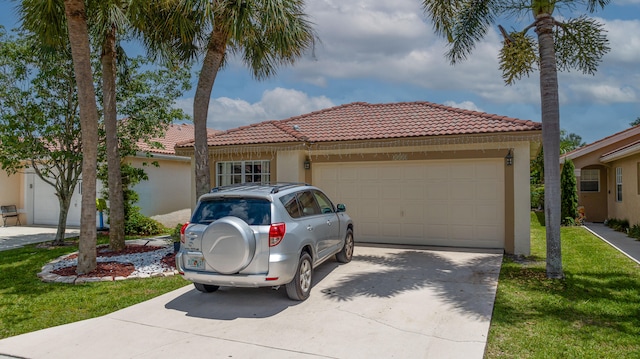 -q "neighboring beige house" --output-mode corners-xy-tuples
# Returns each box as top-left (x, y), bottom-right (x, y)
(176, 101), (541, 255)
(561, 125), (640, 224)
(0, 123), (214, 227)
